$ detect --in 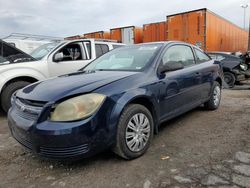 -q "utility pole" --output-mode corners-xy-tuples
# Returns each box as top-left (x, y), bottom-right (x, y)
(241, 4), (248, 29)
(248, 16), (250, 51)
